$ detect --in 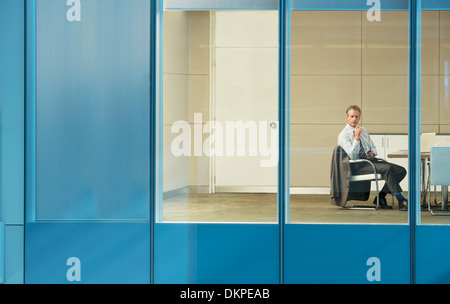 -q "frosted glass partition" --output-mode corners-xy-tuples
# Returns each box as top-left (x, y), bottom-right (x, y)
(34, 0), (150, 220)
